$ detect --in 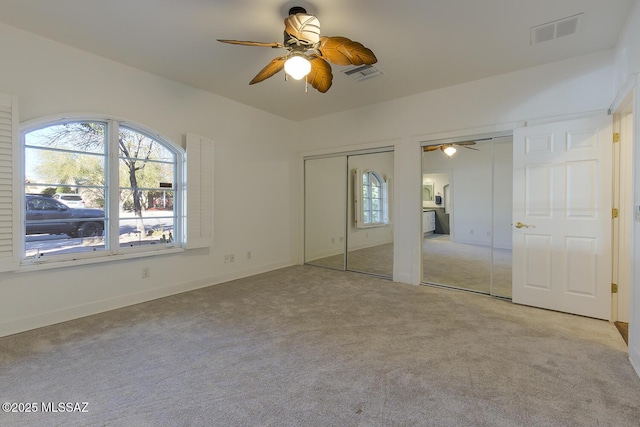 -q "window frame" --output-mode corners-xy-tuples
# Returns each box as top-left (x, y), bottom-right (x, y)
(362, 170), (384, 226)
(20, 114), (186, 266)
(354, 168), (391, 229)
